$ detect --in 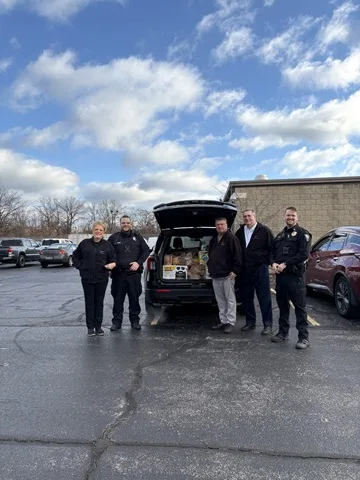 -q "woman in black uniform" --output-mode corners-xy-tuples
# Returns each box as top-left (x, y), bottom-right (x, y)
(73, 222), (117, 336)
